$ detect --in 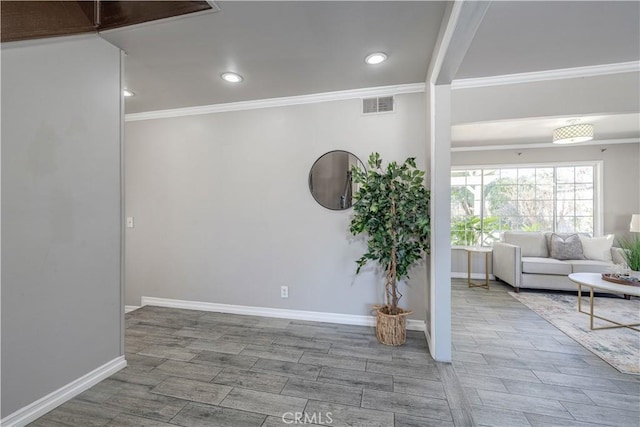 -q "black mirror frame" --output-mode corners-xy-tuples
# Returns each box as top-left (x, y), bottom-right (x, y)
(308, 150), (365, 211)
